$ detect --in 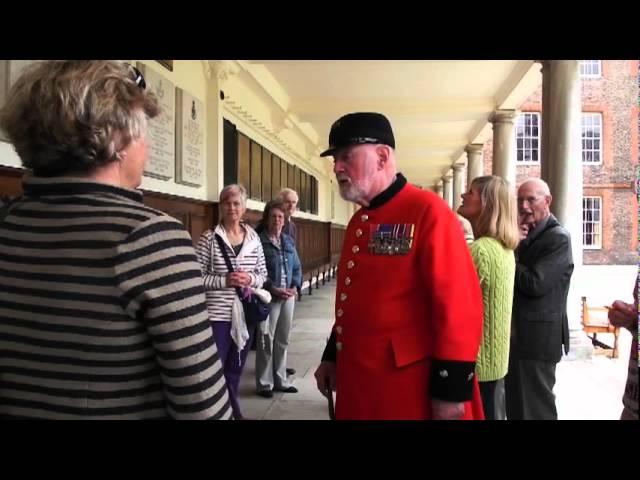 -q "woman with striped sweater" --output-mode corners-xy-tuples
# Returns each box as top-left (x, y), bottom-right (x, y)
(458, 175), (519, 420)
(0, 61), (231, 419)
(196, 184), (268, 420)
